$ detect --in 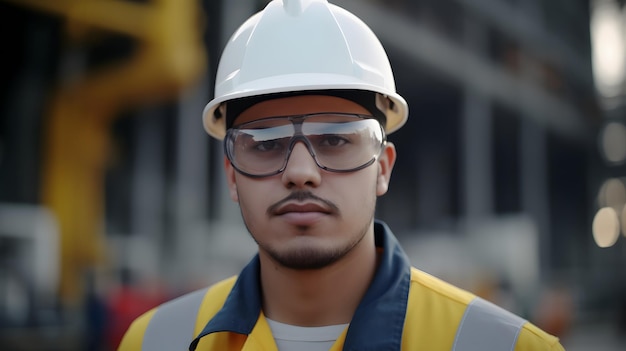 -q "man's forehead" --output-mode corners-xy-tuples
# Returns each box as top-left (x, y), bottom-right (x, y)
(233, 95), (370, 125)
